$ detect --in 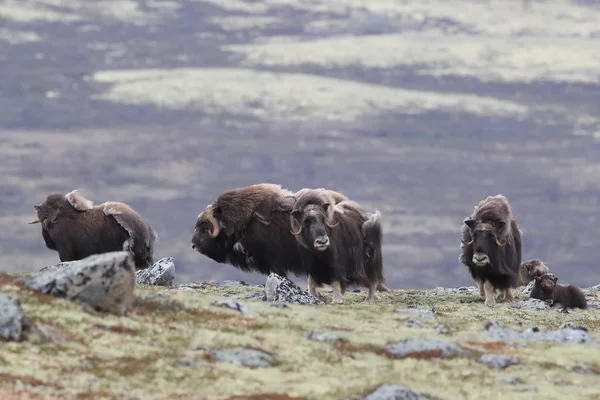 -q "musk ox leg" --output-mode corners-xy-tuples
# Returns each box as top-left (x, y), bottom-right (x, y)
(307, 275), (320, 298)
(497, 288), (514, 303)
(483, 281), (496, 307)
(377, 283), (391, 292)
(330, 281), (346, 304)
(476, 279), (485, 297)
(364, 282), (379, 303)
